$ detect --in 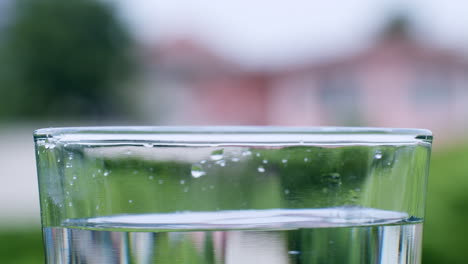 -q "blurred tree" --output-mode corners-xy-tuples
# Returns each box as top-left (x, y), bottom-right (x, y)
(0, 0), (134, 120)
